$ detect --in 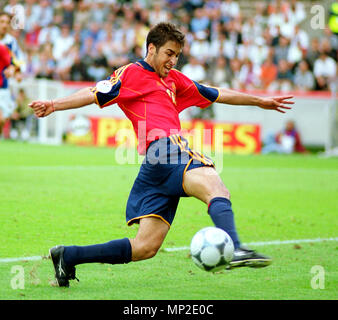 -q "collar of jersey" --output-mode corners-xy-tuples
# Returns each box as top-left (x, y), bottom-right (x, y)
(137, 60), (155, 72)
